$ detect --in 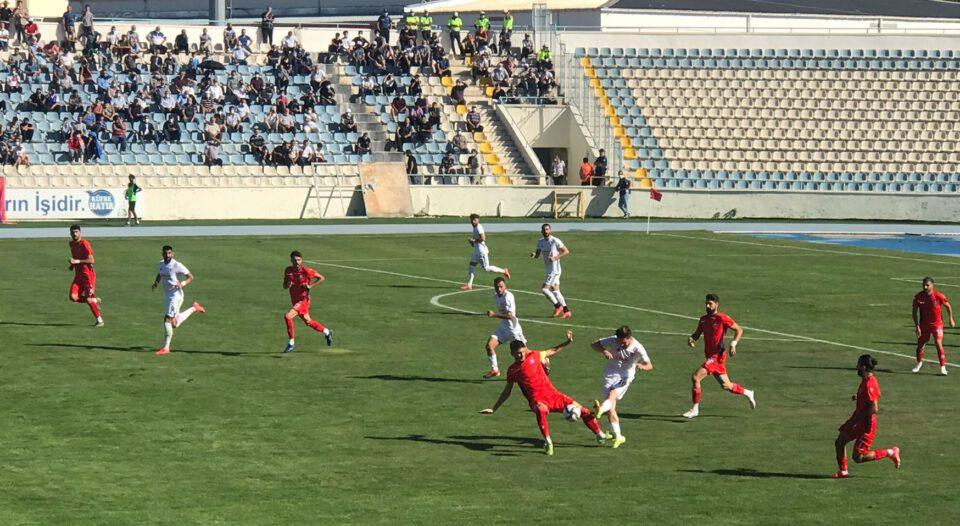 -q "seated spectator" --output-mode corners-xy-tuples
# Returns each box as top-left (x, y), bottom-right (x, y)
(199, 27), (212, 53)
(13, 141), (28, 167)
(390, 95), (408, 118)
(407, 75), (422, 96)
(174, 29), (189, 54)
(281, 30), (298, 51)
(358, 74), (376, 99)
(137, 118), (161, 144)
(426, 102), (442, 131)
(302, 109), (320, 133)
(248, 129), (267, 163)
(147, 26), (166, 53)
(24, 17), (39, 40)
(0, 24), (8, 50)
(5, 72), (21, 93)
(433, 54), (451, 77)
(298, 140), (316, 166)
(67, 130), (84, 162)
(238, 28), (252, 51)
(278, 108), (296, 132)
(28, 89), (44, 111)
(224, 108), (242, 134)
(471, 52), (490, 83)
(263, 108), (280, 132)
(163, 115), (181, 142)
(223, 23), (238, 50)
(439, 152), (457, 183)
(231, 44), (251, 65)
(340, 111), (357, 133)
(204, 139), (223, 167)
(110, 116), (128, 151)
(465, 106), (484, 133)
(381, 73), (398, 95)
(317, 80), (335, 105)
(271, 141), (291, 166)
(44, 91), (61, 112)
(395, 120), (413, 148)
(355, 132), (371, 155)
(204, 118), (222, 142)
(448, 131), (467, 154)
(309, 65), (327, 92)
(450, 80), (466, 105)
